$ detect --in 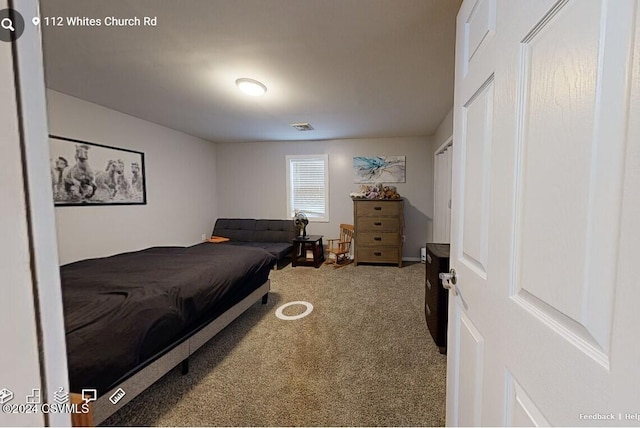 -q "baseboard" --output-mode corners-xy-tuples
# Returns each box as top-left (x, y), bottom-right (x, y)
(402, 257), (421, 262)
